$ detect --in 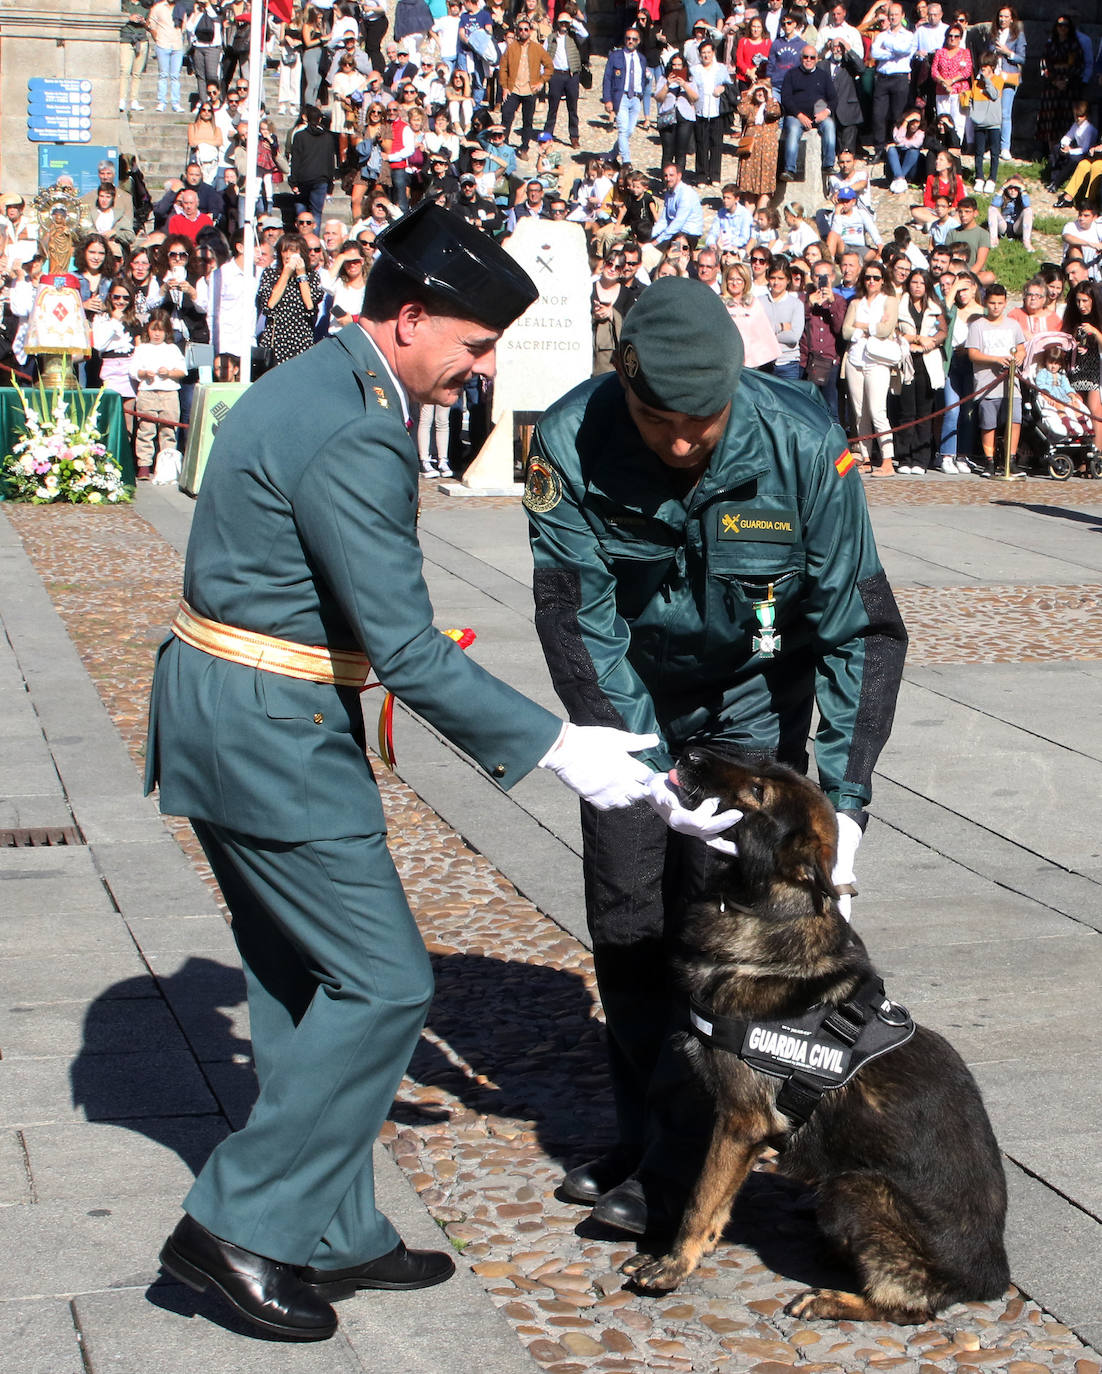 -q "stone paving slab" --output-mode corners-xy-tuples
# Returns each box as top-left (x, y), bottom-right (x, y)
(71, 1288), (368, 1374)
(19, 1119), (229, 1204)
(0, 995), (186, 1061)
(0, 1298), (85, 1374)
(1, 1051), (218, 1129)
(0, 1195), (177, 1300)
(0, 907), (142, 961)
(0, 953), (154, 1008)
(0, 848), (119, 919)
